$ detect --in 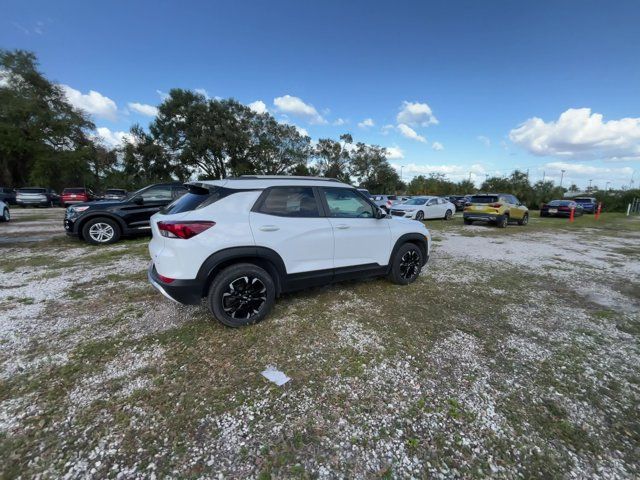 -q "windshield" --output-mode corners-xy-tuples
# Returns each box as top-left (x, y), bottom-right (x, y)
(404, 198), (427, 205)
(470, 195), (499, 204)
